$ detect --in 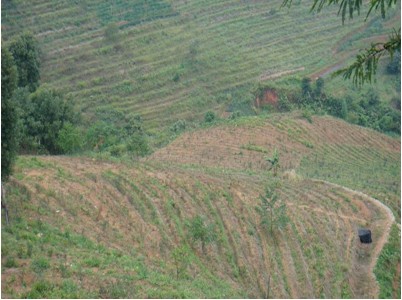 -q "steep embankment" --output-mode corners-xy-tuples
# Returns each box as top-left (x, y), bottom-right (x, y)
(2, 114), (399, 298)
